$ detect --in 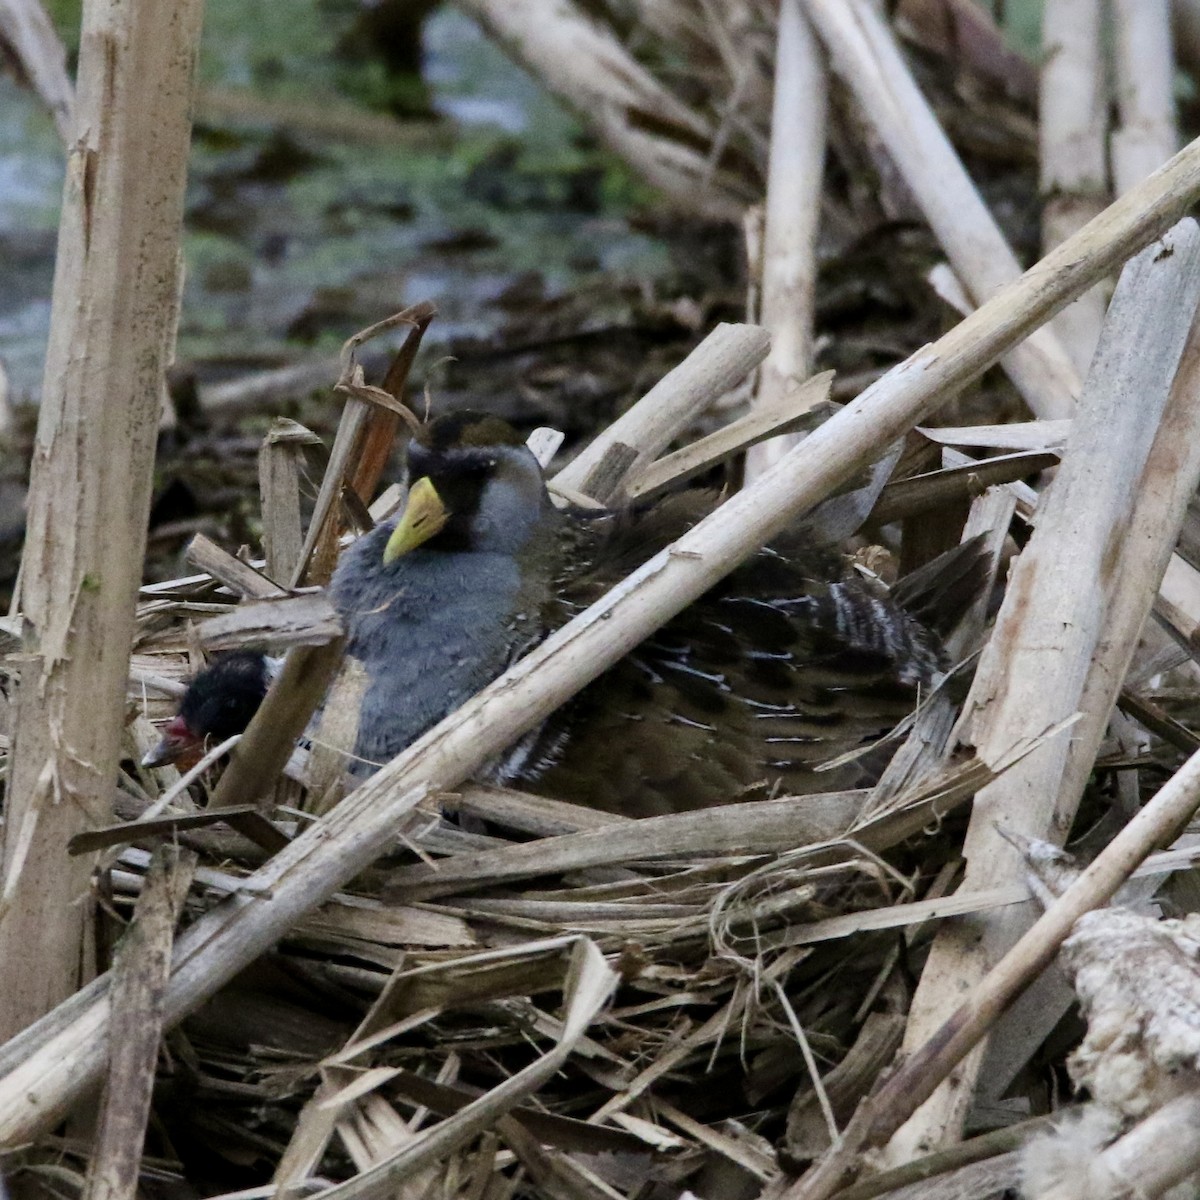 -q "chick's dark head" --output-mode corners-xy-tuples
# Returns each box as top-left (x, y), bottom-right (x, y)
(383, 411), (551, 563)
(141, 650), (274, 769)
